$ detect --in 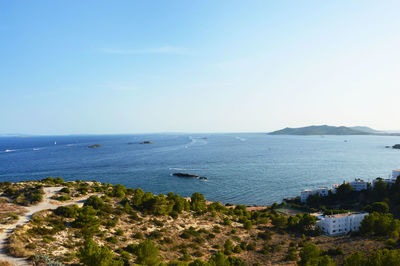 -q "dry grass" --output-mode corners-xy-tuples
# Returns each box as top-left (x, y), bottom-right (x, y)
(6, 225), (34, 258)
(0, 202), (26, 225)
(0, 260), (12, 266)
